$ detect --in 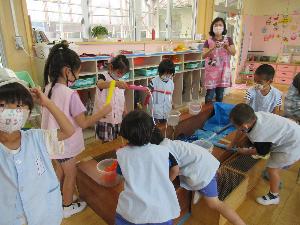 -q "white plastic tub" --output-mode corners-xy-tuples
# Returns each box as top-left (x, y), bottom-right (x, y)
(188, 101), (202, 115)
(167, 110), (181, 127)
